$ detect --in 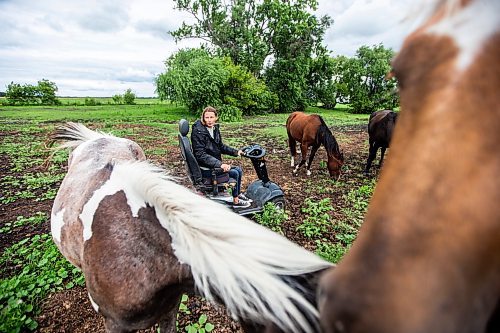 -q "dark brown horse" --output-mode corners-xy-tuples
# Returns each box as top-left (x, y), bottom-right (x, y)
(50, 122), (332, 333)
(286, 112), (344, 179)
(364, 110), (398, 175)
(318, 0), (500, 332)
